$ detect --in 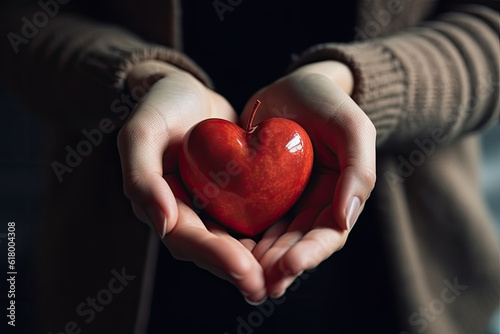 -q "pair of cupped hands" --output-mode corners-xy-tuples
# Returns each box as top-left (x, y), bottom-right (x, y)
(117, 59), (376, 304)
